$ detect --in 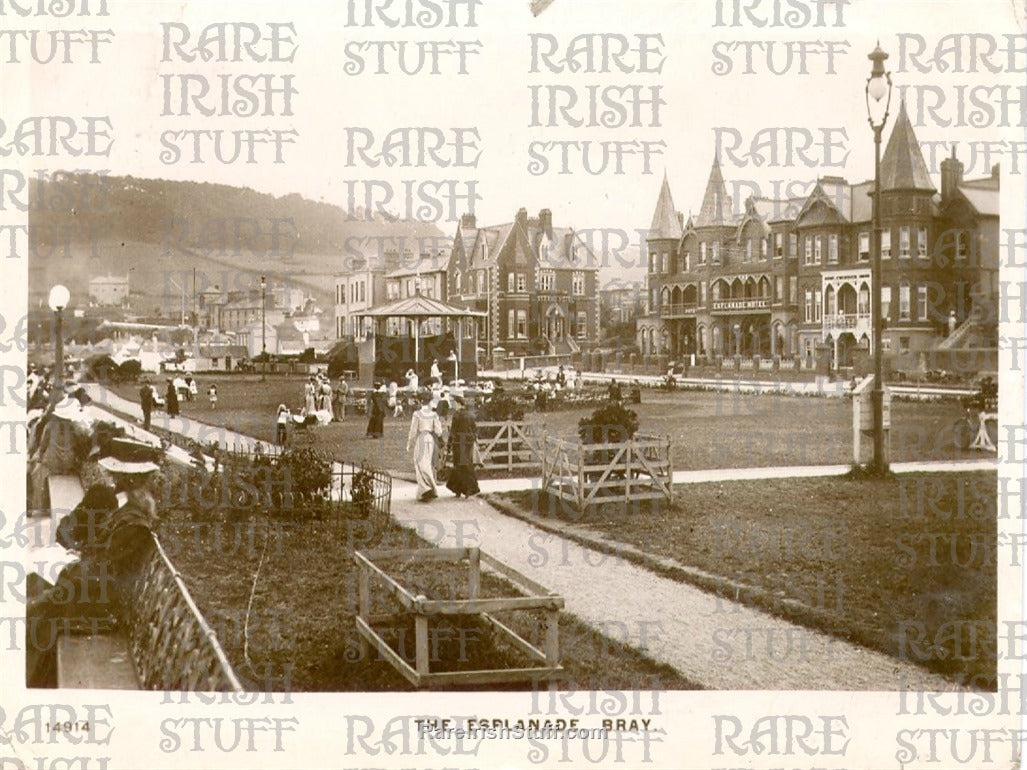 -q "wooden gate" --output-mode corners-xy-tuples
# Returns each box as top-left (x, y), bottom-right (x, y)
(476, 419), (544, 472)
(541, 433), (672, 510)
